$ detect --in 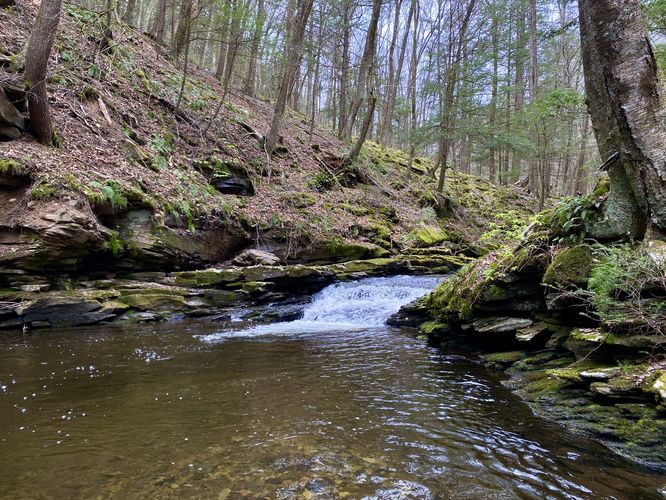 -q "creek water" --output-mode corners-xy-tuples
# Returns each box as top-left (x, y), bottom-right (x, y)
(0, 275), (664, 499)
